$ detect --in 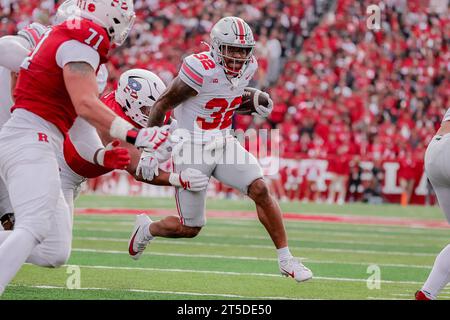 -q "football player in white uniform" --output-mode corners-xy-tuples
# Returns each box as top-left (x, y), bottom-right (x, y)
(415, 109), (450, 300)
(0, 23), (48, 230)
(128, 17), (313, 283)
